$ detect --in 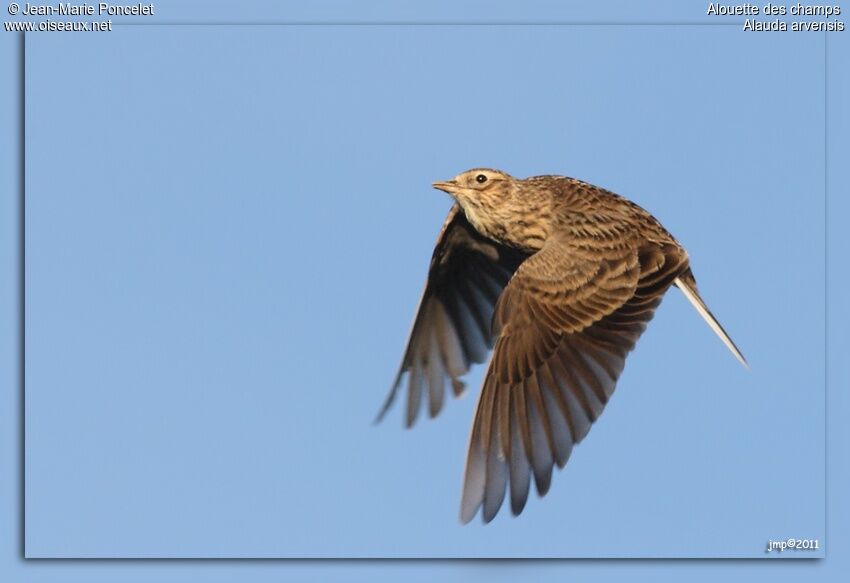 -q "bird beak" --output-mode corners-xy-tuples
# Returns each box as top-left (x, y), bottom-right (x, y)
(432, 180), (459, 194)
